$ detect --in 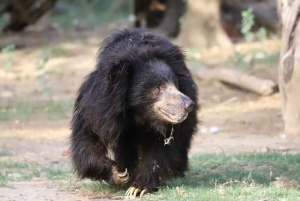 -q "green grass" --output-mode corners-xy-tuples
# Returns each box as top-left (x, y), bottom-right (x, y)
(0, 160), (72, 186)
(0, 151), (10, 157)
(144, 153), (300, 201)
(146, 185), (300, 201)
(0, 159), (114, 194)
(0, 100), (73, 122)
(231, 49), (280, 71)
(48, 46), (70, 57)
(0, 153), (299, 200)
(254, 50), (280, 65)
